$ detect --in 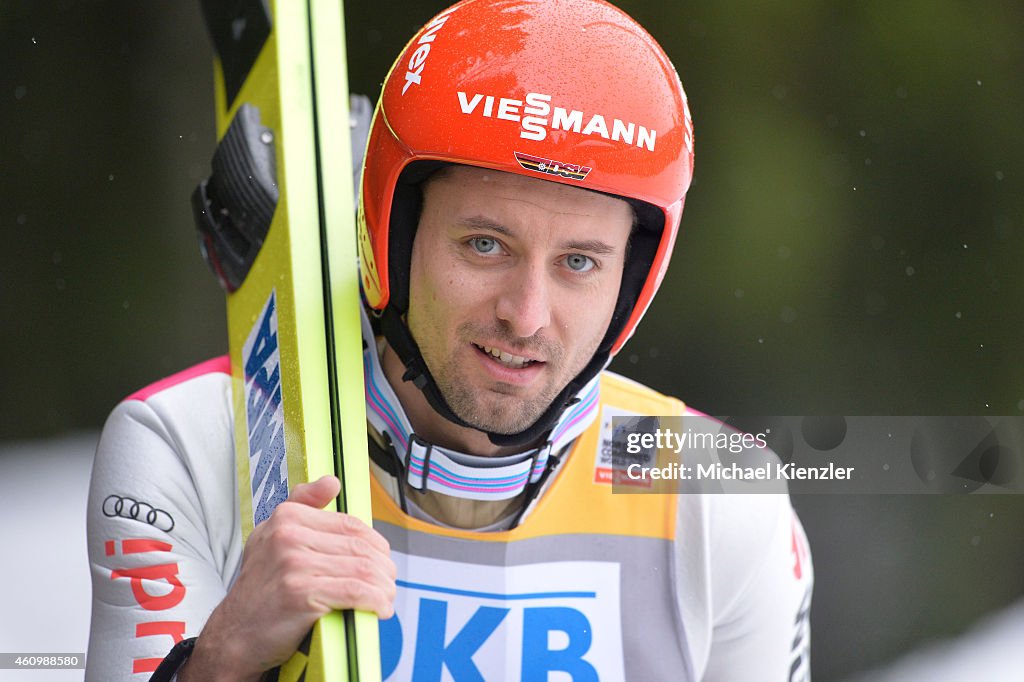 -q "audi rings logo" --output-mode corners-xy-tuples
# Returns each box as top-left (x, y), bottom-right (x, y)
(102, 494), (175, 532)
